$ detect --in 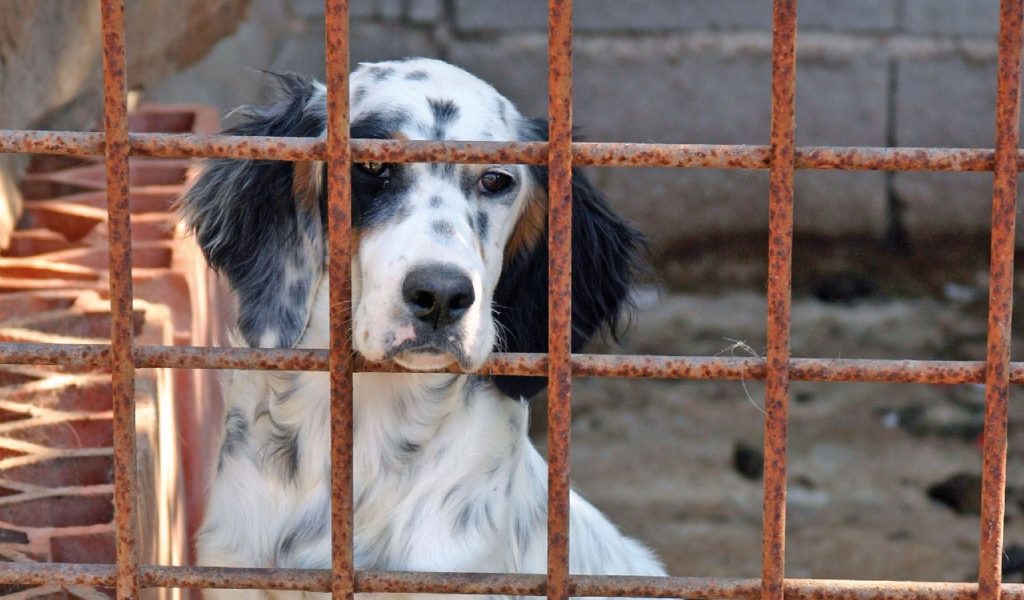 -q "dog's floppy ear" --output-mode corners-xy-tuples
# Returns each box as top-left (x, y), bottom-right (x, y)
(491, 118), (645, 399)
(179, 73), (327, 348)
